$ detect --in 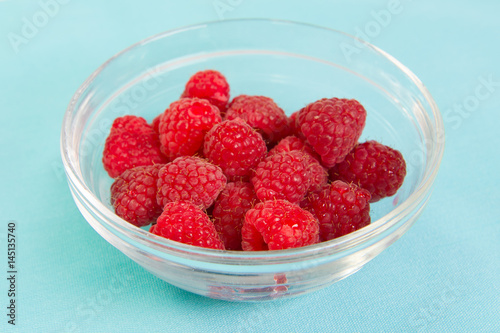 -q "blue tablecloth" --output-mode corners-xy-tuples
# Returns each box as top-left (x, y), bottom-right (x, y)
(1, 0), (499, 332)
